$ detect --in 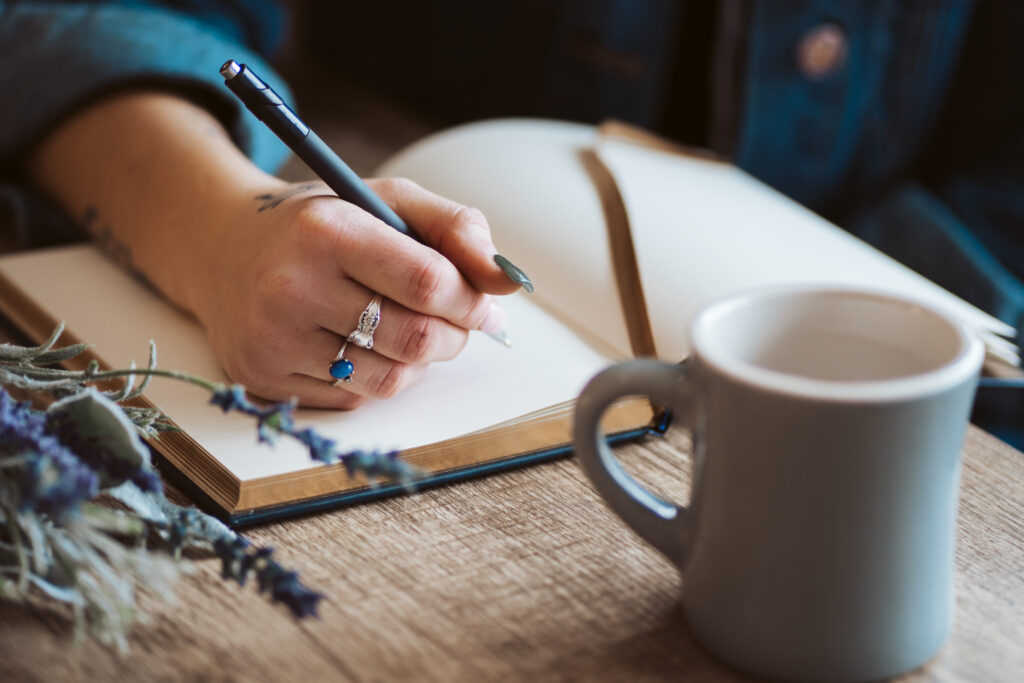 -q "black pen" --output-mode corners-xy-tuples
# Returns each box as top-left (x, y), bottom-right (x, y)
(220, 59), (529, 345)
(221, 60), (412, 235)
